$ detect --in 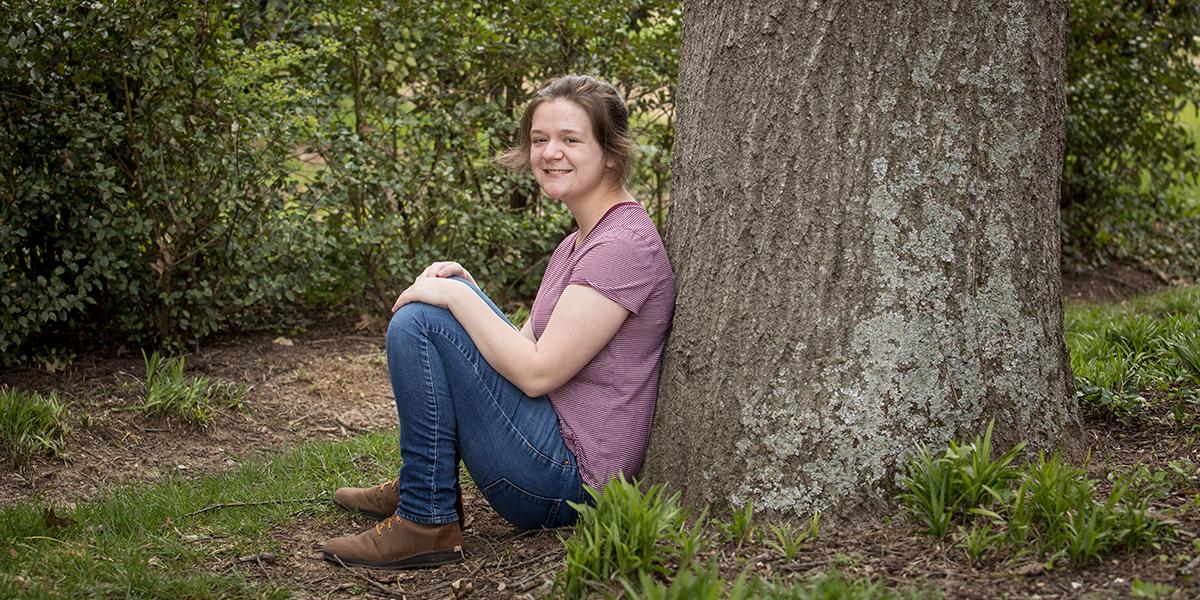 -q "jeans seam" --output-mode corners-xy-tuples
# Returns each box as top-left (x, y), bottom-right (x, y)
(545, 499), (562, 528)
(418, 332), (440, 515)
(428, 323), (575, 472)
